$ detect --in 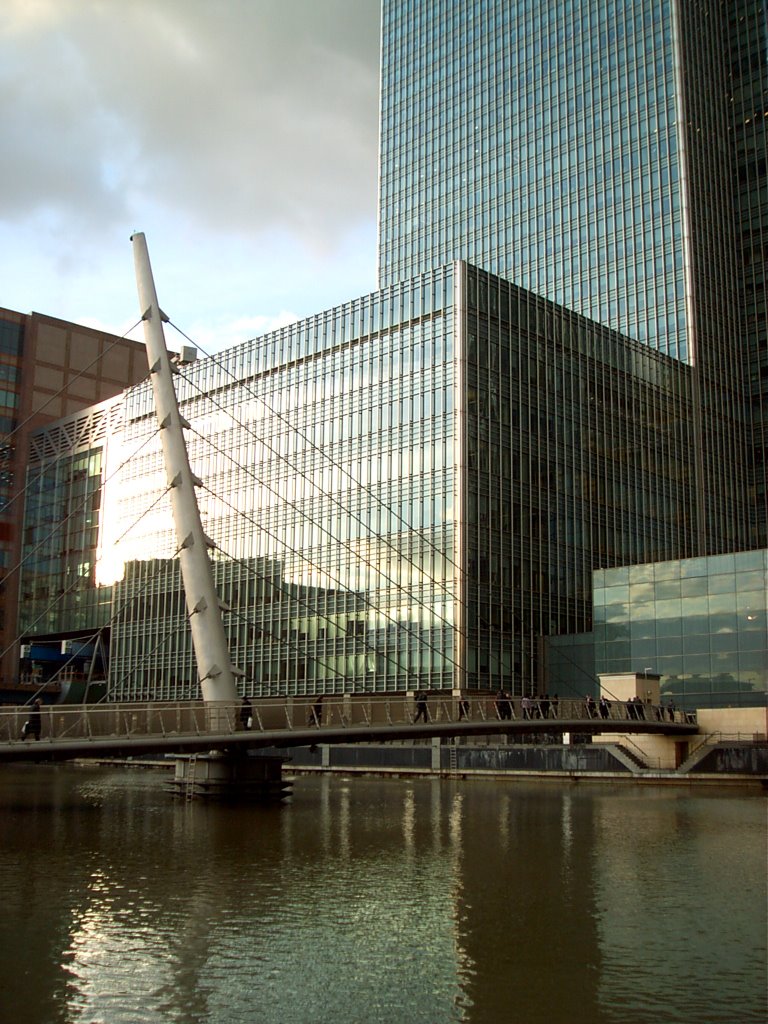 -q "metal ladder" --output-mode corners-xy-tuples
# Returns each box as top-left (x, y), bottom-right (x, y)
(184, 755), (198, 800)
